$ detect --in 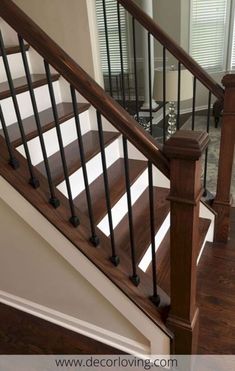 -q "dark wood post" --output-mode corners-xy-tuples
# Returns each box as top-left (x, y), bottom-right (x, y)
(213, 74), (235, 243)
(163, 130), (209, 354)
